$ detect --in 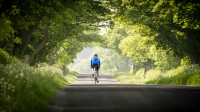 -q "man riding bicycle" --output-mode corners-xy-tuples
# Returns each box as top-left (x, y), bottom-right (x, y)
(91, 53), (100, 82)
